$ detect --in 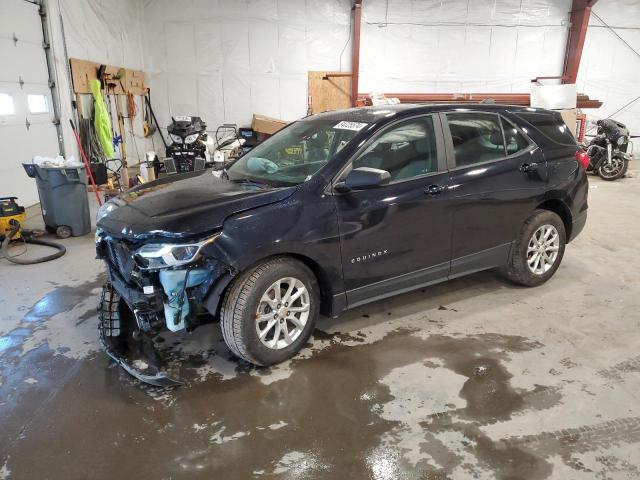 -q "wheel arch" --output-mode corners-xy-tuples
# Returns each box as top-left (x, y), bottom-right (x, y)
(535, 199), (572, 240)
(213, 253), (337, 318)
